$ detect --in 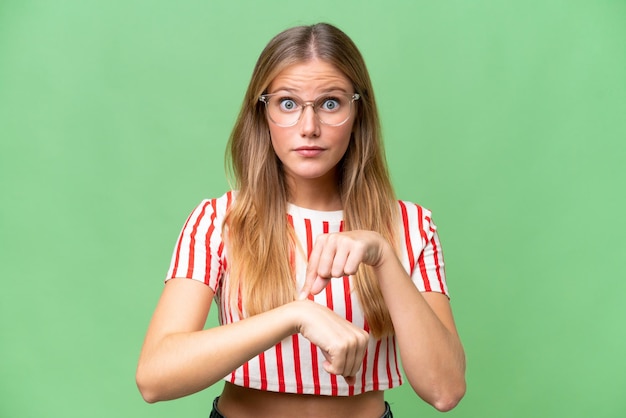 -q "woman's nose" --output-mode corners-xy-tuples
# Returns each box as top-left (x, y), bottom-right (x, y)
(299, 104), (320, 137)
